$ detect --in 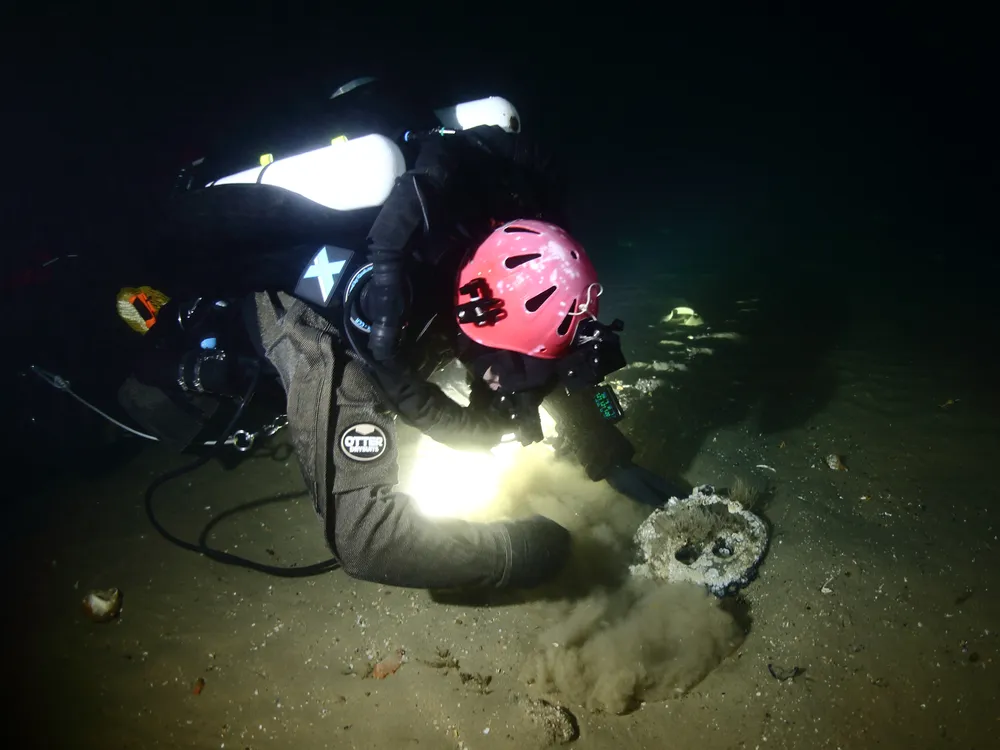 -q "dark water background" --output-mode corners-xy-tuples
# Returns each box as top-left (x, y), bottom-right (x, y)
(0, 9), (996, 747)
